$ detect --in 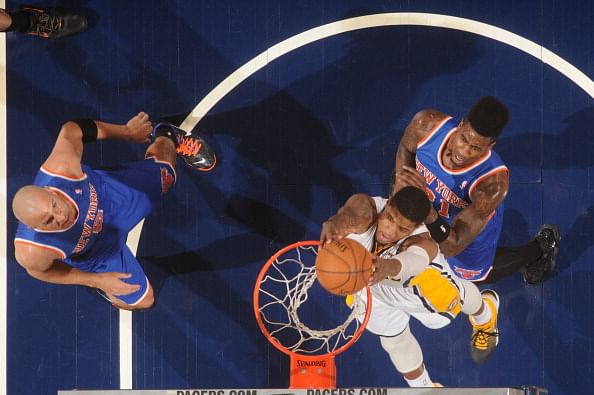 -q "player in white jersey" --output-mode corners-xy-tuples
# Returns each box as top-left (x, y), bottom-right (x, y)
(320, 187), (499, 387)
